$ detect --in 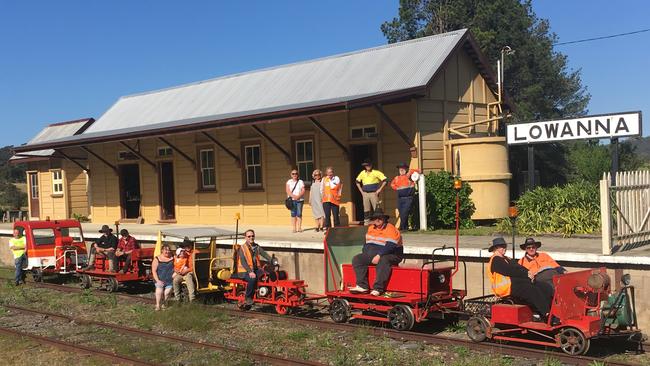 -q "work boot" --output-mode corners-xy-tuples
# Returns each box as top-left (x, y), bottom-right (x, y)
(244, 297), (254, 306)
(84, 254), (96, 270)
